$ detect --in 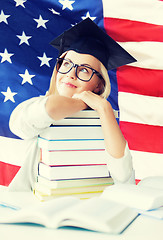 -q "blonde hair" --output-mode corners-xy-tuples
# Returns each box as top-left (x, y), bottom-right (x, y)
(47, 52), (67, 96)
(47, 52), (111, 99)
(98, 61), (111, 99)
